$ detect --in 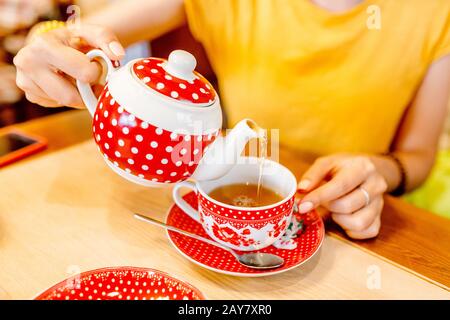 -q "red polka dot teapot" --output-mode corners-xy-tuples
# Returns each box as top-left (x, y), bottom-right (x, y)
(76, 49), (261, 186)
